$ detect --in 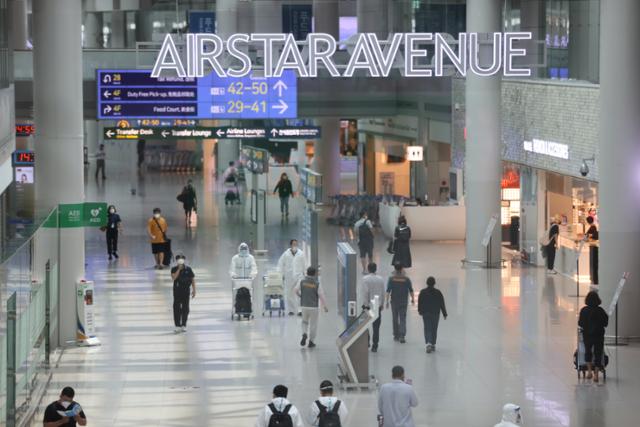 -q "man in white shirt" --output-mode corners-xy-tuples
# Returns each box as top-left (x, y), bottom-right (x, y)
(378, 366), (418, 427)
(308, 380), (348, 426)
(277, 239), (307, 316)
(255, 384), (305, 427)
(360, 262), (385, 352)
